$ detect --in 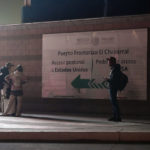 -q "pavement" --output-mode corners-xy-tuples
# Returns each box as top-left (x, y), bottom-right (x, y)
(0, 113), (150, 142)
(0, 143), (150, 150)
